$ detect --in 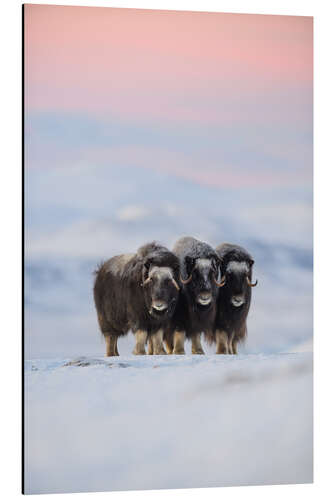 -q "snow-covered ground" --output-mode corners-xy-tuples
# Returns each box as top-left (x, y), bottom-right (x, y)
(24, 351), (313, 494)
